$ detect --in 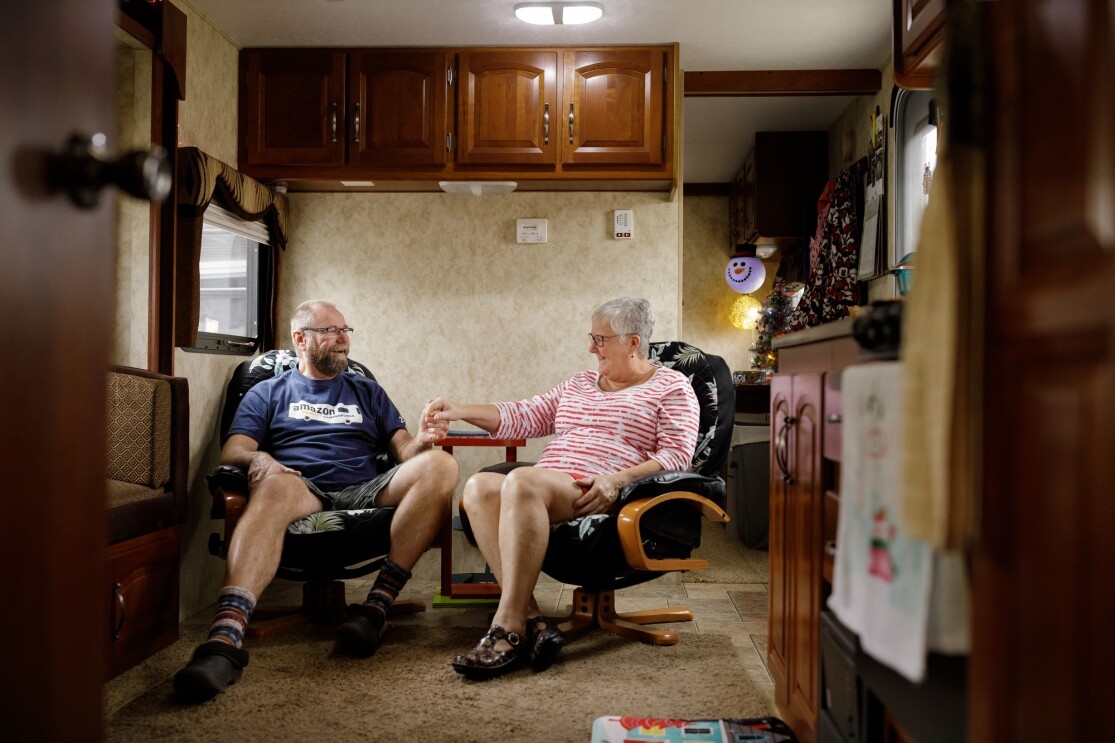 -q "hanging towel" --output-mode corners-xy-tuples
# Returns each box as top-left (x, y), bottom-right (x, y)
(829, 361), (933, 682)
(830, 361), (970, 682)
(899, 146), (982, 549)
